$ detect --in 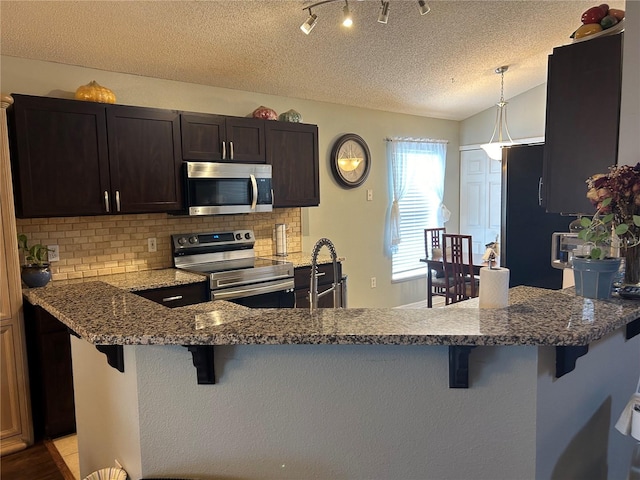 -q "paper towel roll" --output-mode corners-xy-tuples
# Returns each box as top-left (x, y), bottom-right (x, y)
(275, 224), (287, 256)
(479, 267), (510, 309)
